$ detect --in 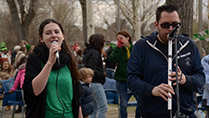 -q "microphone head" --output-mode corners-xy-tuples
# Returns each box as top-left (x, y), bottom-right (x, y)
(167, 24), (180, 40)
(51, 41), (58, 45)
(51, 41), (59, 59)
